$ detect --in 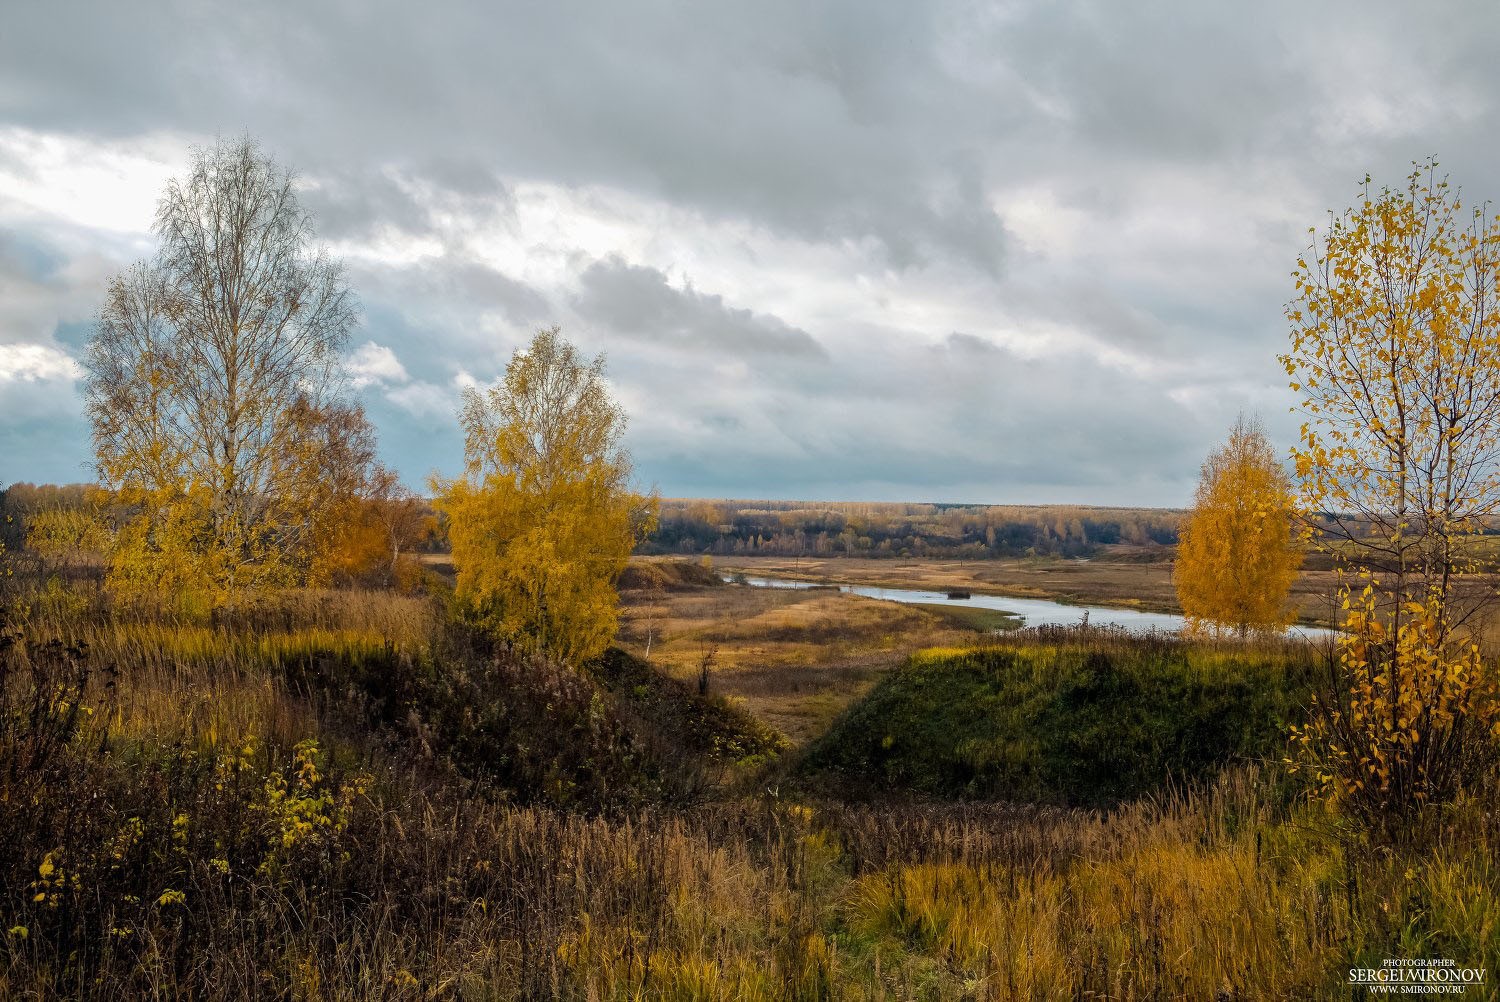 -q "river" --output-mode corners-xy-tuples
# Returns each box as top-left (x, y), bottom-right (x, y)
(728, 574), (1336, 640)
